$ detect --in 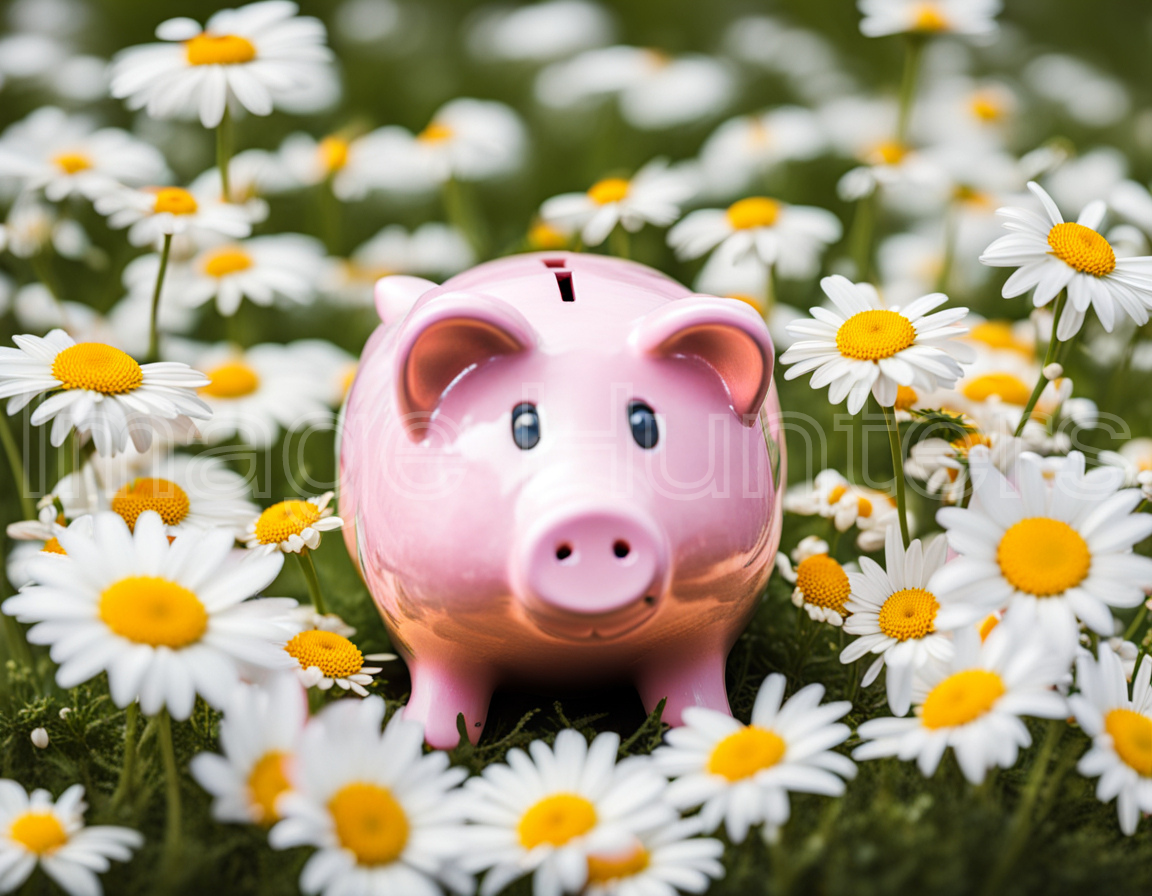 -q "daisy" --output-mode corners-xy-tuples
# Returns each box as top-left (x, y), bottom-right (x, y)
(581, 819), (724, 896)
(94, 184), (252, 249)
(929, 448), (1152, 651)
(774, 536), (856, 626)
(456, 729), (674, 896)
(0, 781), (142, 896)
(979, 181), (1152, 339)
(906, 426), (1020, 505)
(857, 0), (1002, 39)
(187, 148), (294, 223)
(539, 160), (698, 247)
(283, 629), (395, 697)
(1070, 646), (1152, 834)
(724, 16), (852, 104)
(467, 0), (614, 63)
(1098, 438), (1152, 486)
(268, 696), (471, 896)
(840, 526), (957, 715)
(0, 330), (211, 456)
(652, 673), (855, 844)
(245, 492), (343, 556)
(0, 196), (92, 261)
(782, 469), (907, 552)
(780, 275), (973, 414)
(0, 106), (170, 202)
(276, 131), (377, 200)
(190, 674), (307, 825)
(109, 0), (333, 128)
(698, 107), (826, 197)
(691, 250), (804, 347)
(2, 510), (298, 719)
